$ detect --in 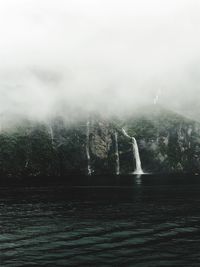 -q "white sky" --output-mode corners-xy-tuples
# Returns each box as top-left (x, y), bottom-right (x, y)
(0, 0), (200, 120)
